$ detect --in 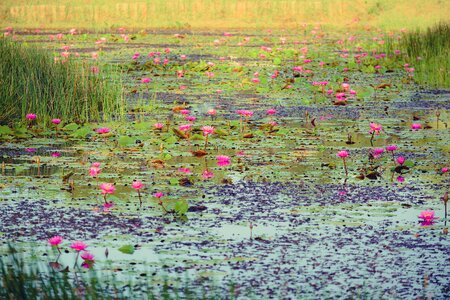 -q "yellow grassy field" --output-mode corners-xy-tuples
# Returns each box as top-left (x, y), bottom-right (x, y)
(1, 0), (449, 30)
